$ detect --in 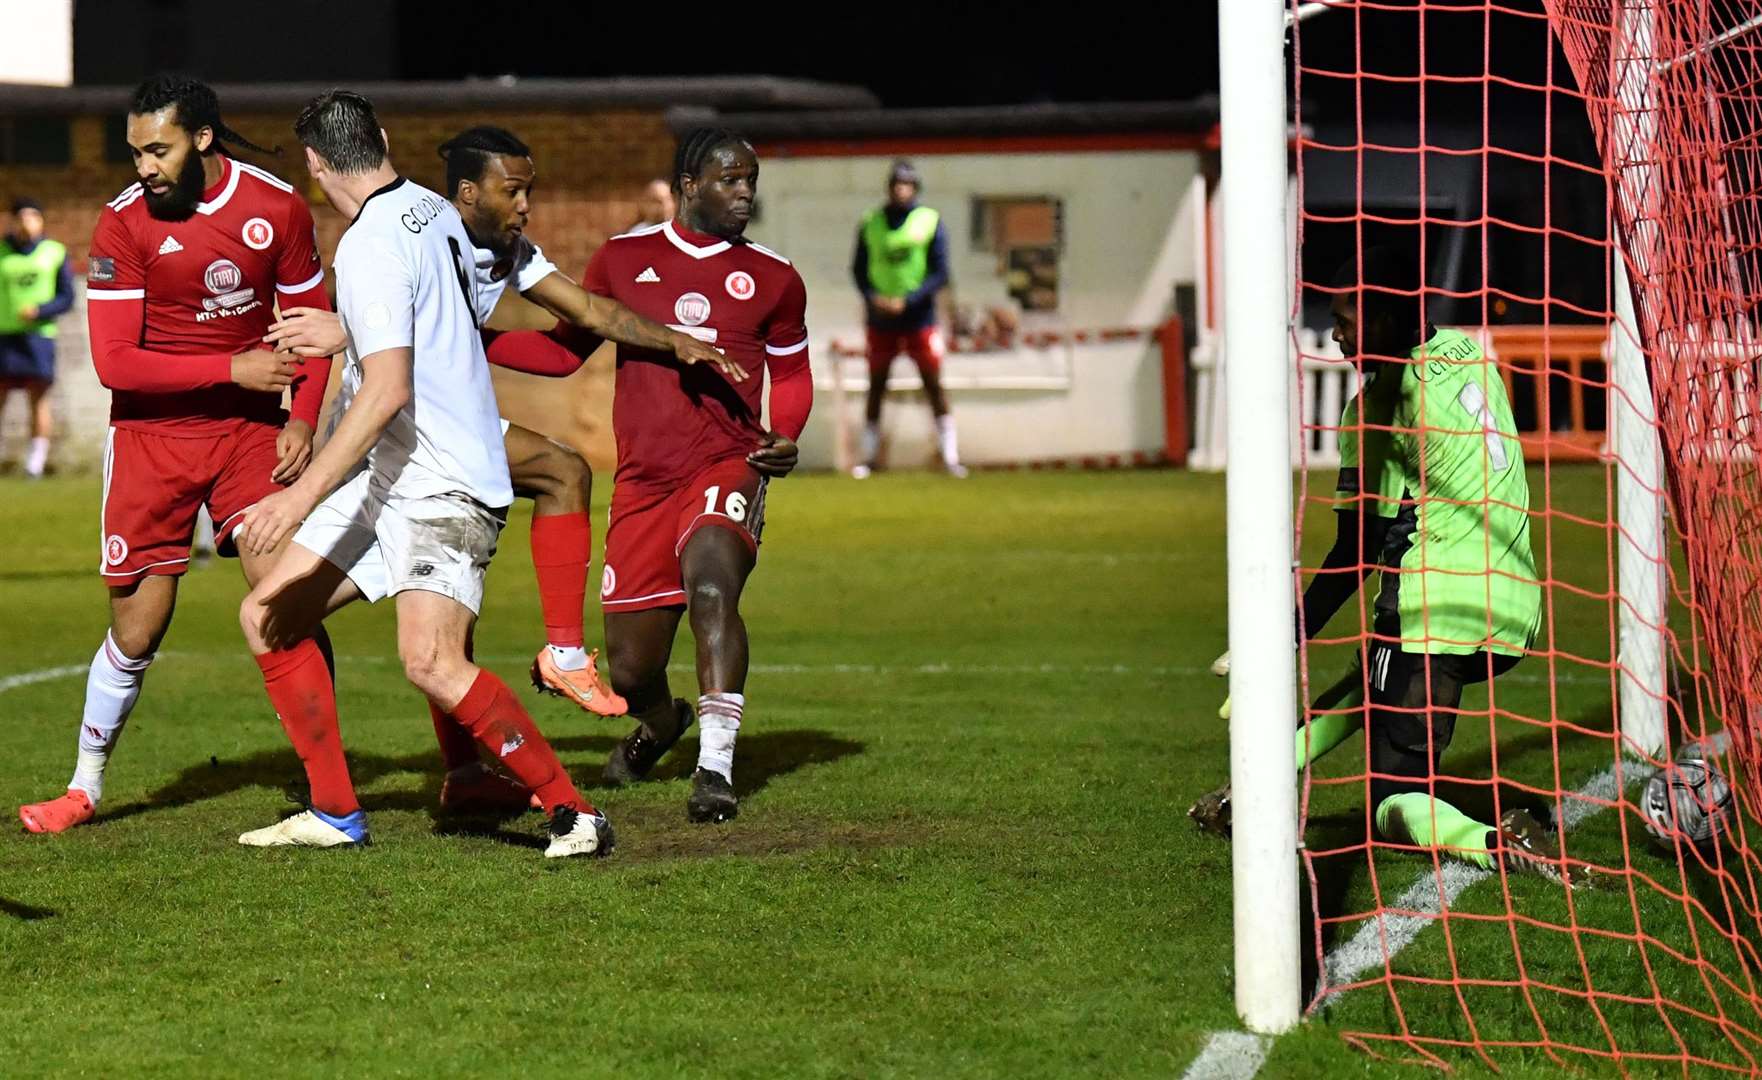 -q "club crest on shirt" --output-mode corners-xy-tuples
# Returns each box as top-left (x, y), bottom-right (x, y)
(242, 217), (274, 251)
(674, 292), (711, 326)
(724, 271), (755, 301)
